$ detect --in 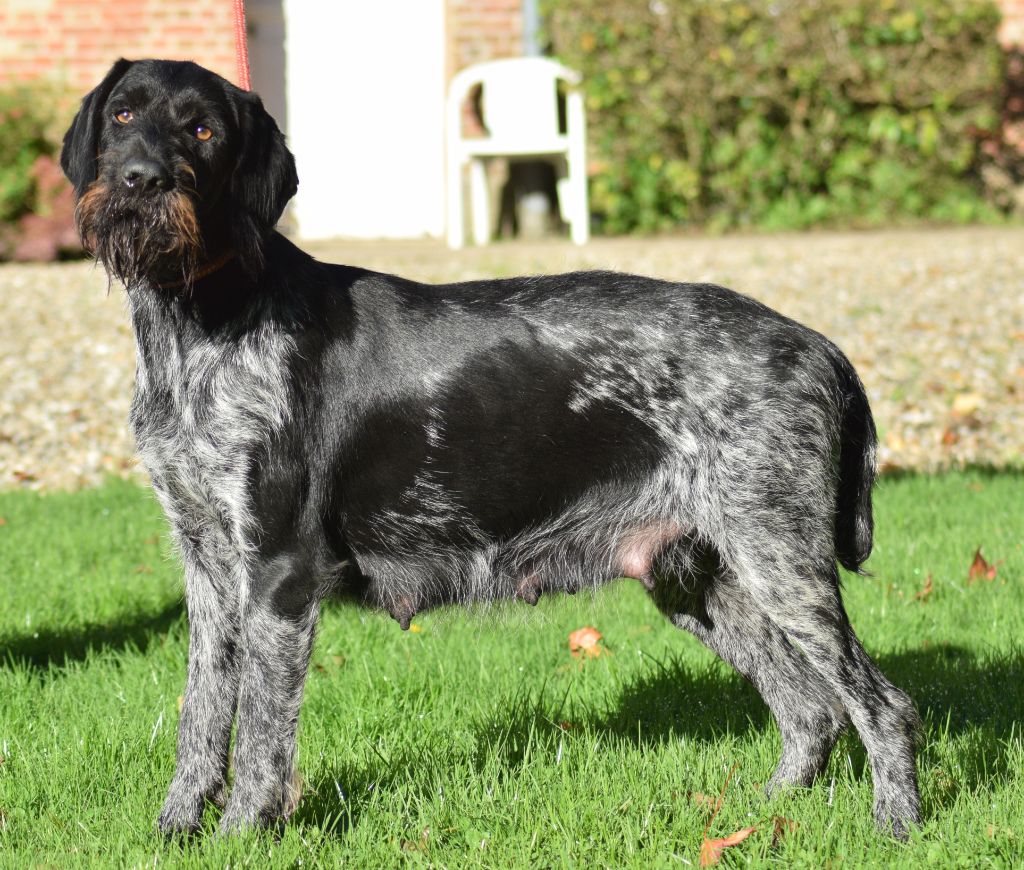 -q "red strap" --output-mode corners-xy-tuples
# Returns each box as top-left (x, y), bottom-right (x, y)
(232, 0), (251, 91)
